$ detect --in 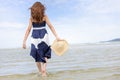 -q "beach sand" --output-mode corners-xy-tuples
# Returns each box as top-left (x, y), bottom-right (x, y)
(0, 67), (120, 80)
